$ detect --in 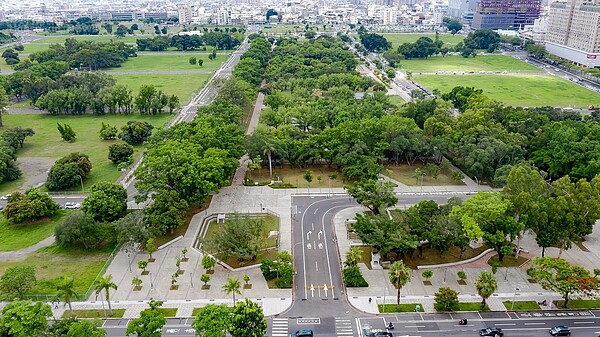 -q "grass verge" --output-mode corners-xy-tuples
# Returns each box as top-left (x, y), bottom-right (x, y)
(111, 73), (211, 103)
(62, 308), (125, 318)
(0, 210), (69, 251)
(379, 303), (423, 313)
(156, 308), (178, 317)
(456, 302), (489, 311)
(503, 301), (541, 311)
